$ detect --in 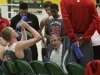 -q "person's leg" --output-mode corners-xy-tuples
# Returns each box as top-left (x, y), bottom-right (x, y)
(79, 39), (94, 68)
(46, 39), (54, 58)
(75, 33), (94, 68)
(61, 35), (77, 74)
(30, 44), (38, 60)
(41, 48), (47, 61)
(93, 45), (100, 60)
(47, 43), (54, 58)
